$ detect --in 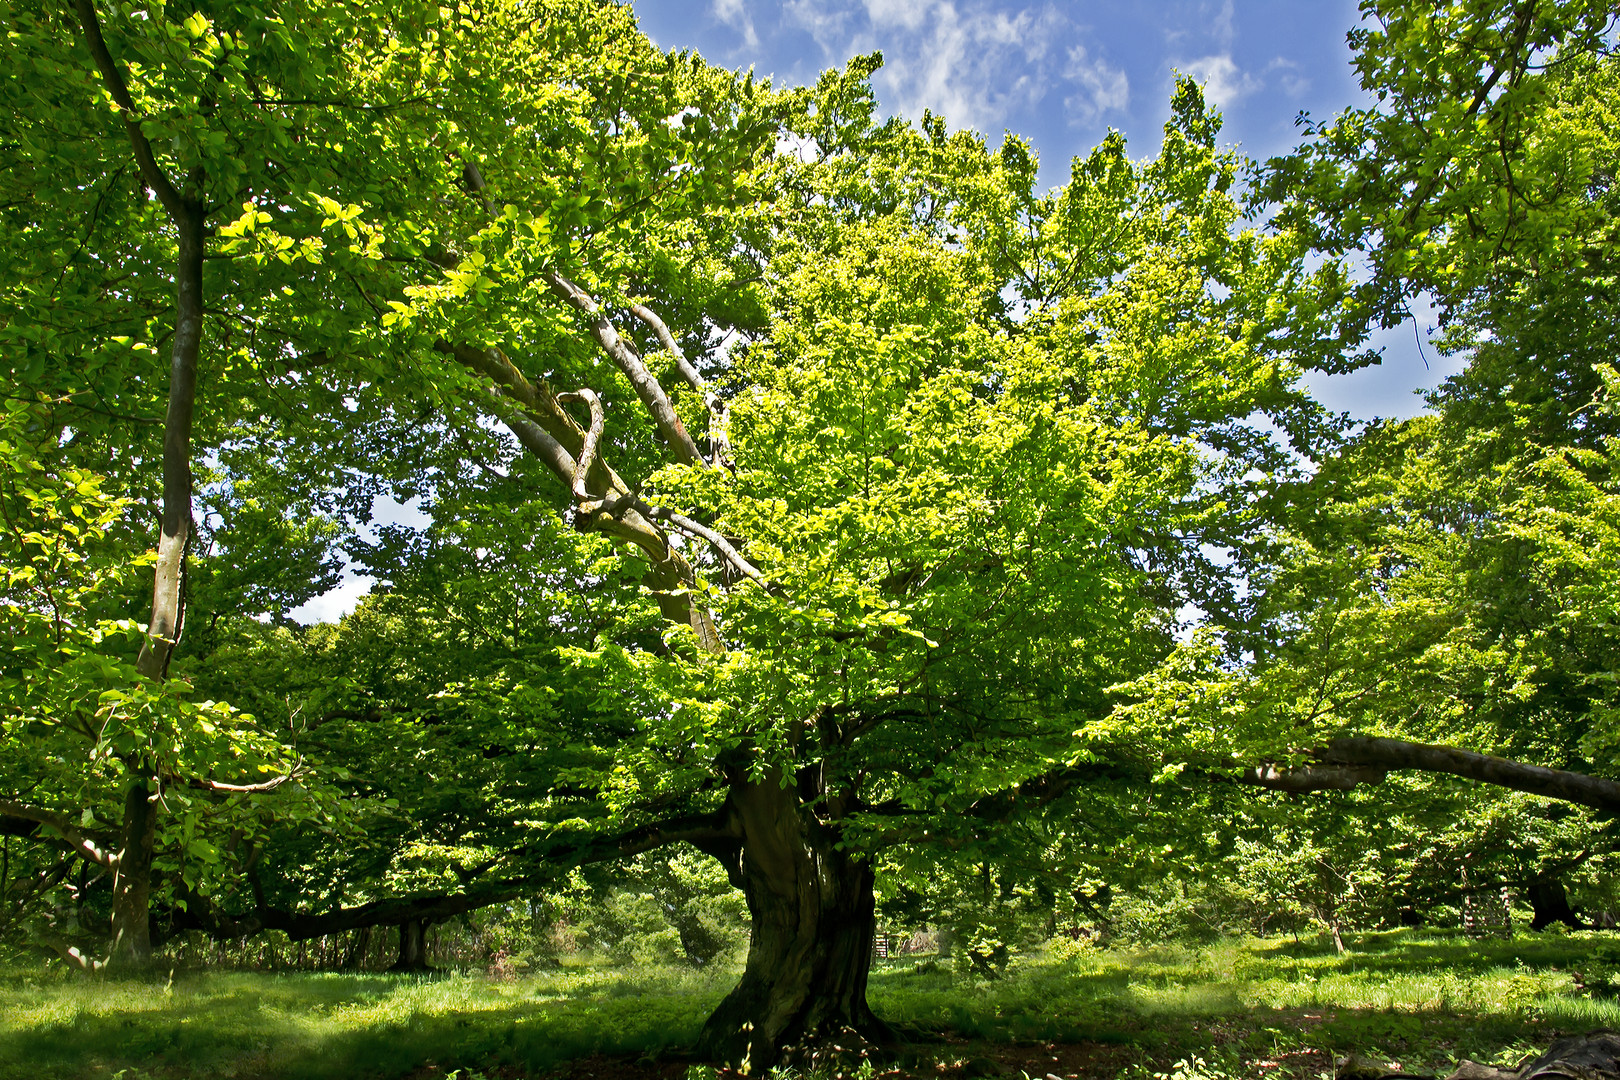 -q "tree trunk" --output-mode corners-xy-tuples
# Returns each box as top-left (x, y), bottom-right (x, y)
(1527, 877), (1582, 930)
(108, 778), (157, 968)
(136, 205), (203, 680)
(696, 776), (890, 1069)
(391, 918), (431, 971)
